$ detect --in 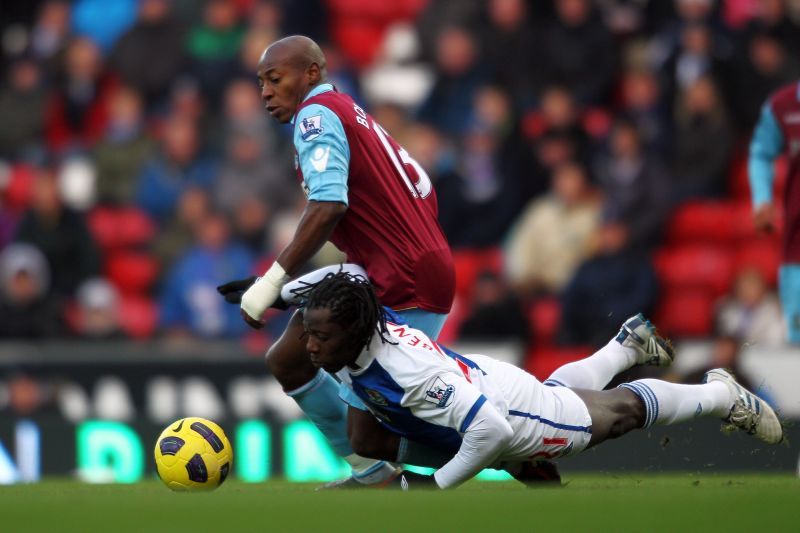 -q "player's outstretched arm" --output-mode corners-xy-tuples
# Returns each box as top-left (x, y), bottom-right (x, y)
(748, 102), (783, 233)
(239, 200), (346, 328)
(432, 402), (513, 489)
